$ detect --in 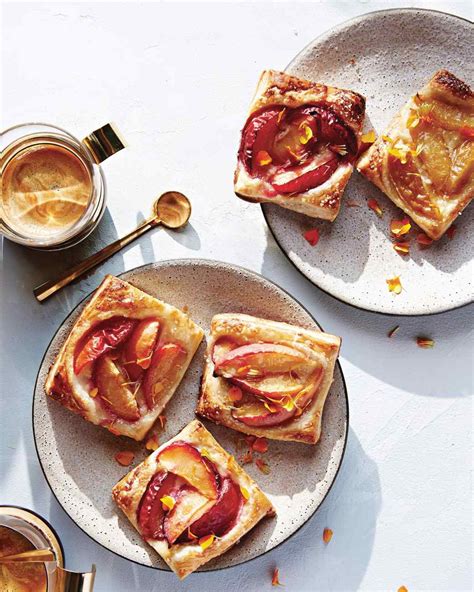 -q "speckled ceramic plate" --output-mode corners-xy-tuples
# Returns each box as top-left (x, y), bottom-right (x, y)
(33, 260), (348, 572)
(262, 8), (474, 316)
